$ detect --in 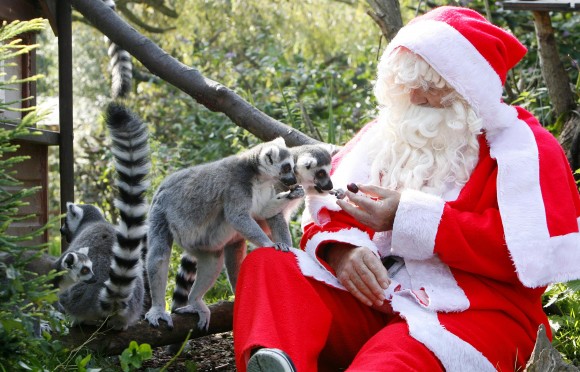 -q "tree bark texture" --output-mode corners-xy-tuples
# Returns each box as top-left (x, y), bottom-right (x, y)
(365, 0), (403, 42)
(532, 11), (576, 117)
(69, 0), (318, 147)
(60, 301), (234, 356)
(525, 324), (579, 372)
